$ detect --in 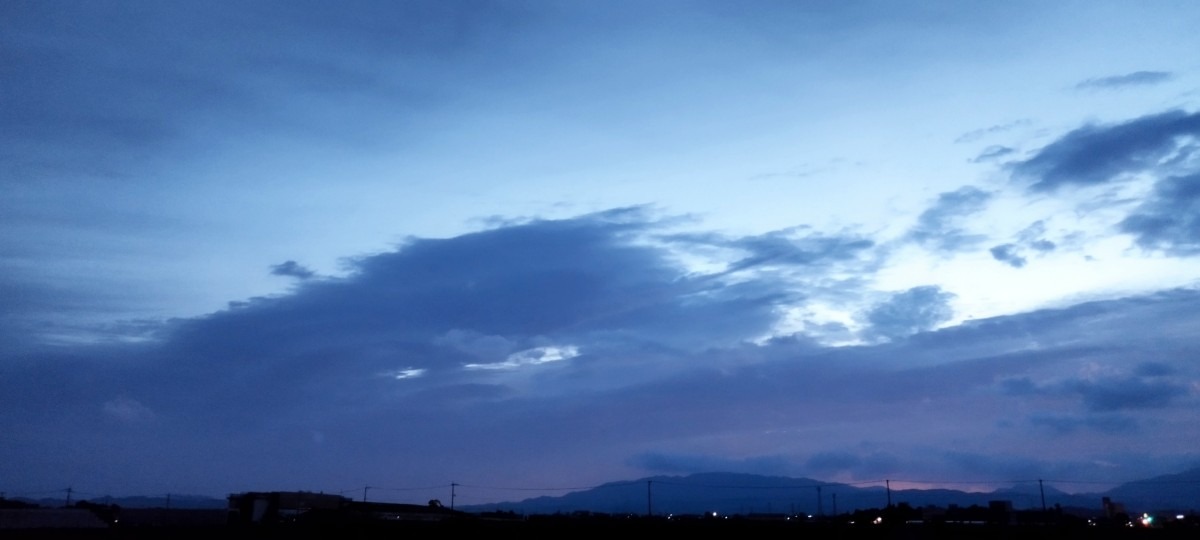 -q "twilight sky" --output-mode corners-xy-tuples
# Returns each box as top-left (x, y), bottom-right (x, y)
(3, 1), (1200, 504)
